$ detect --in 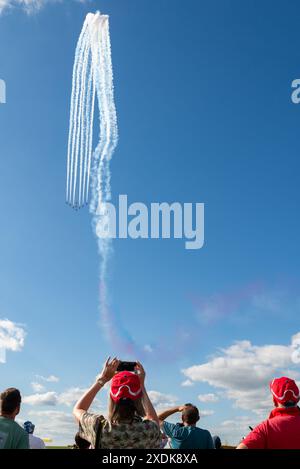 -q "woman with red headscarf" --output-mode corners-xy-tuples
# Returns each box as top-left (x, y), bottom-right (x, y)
(73, 357), (161, 449)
